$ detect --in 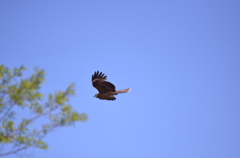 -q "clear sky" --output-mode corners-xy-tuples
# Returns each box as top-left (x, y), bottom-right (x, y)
(1, 0), (240, 158)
